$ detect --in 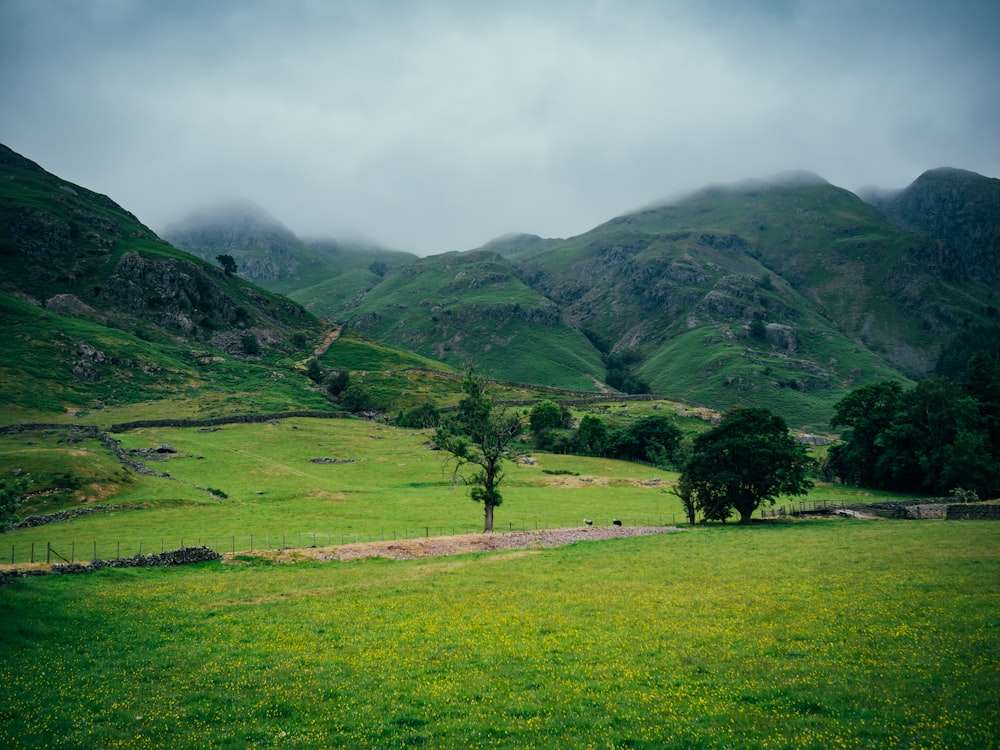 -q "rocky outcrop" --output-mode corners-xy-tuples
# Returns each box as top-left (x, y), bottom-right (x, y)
(765, 323), (797, 354)
(875, 167), (1000, 285)
(97, 252), (242, 334)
